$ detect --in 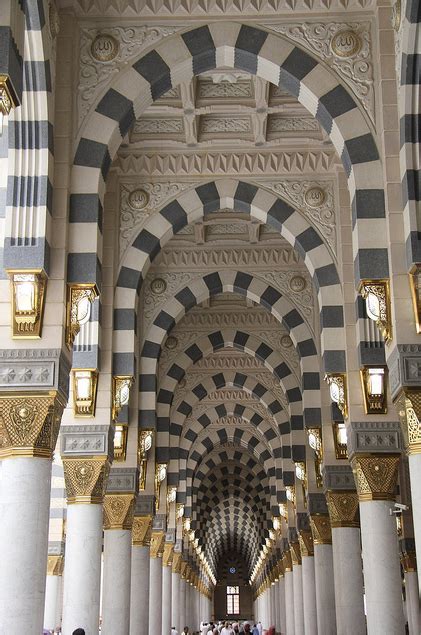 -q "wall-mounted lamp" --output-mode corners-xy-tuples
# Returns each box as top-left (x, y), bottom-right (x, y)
(279, 503), (287, 519)
(0, 75), (16, 135)
(113, 424), (128, 461)
(409, 266), (421, 333)
(176, 503), (185, 520)
(307, 427), (323, 488)
(138, 429), (153, 490)
(333, 422), (348, 459)
(72, 369), (98, 417)
(360, 366), (387, 414)
(325, 373), (348, 419)
(295, 461), (307, 485)
(8, 270), (47, 338)
(359, 279), (392, 343)
(285, 485), (295, 504)
(155, 462), (167, 510)
(272, 516), (281, 532)
(66, 284), (98, 349)
(112, 375), (133, 421)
